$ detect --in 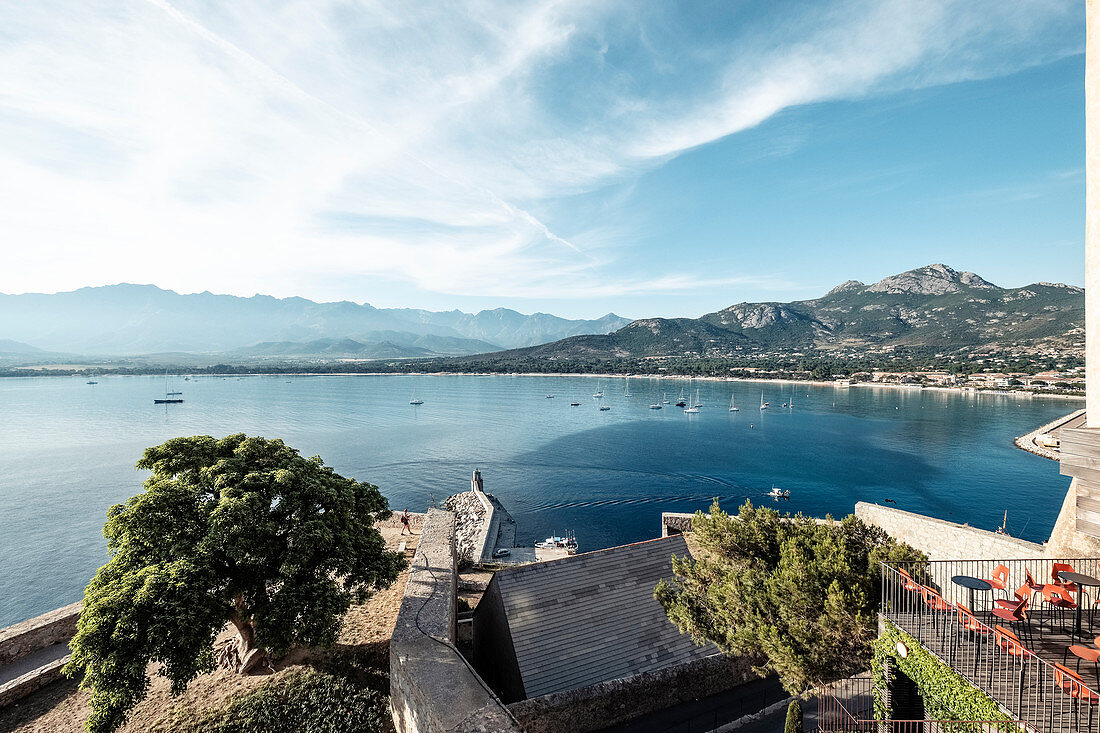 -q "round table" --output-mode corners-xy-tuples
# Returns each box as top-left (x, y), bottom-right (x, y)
(1057, 571), (1100, 638)
(952, 575), (993, 613)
